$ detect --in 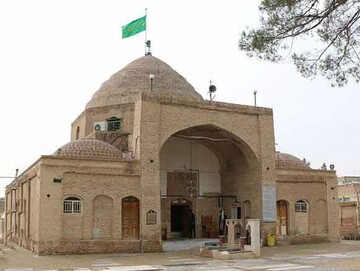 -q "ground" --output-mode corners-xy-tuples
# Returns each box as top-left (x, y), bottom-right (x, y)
(1, 242), (360, 271)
